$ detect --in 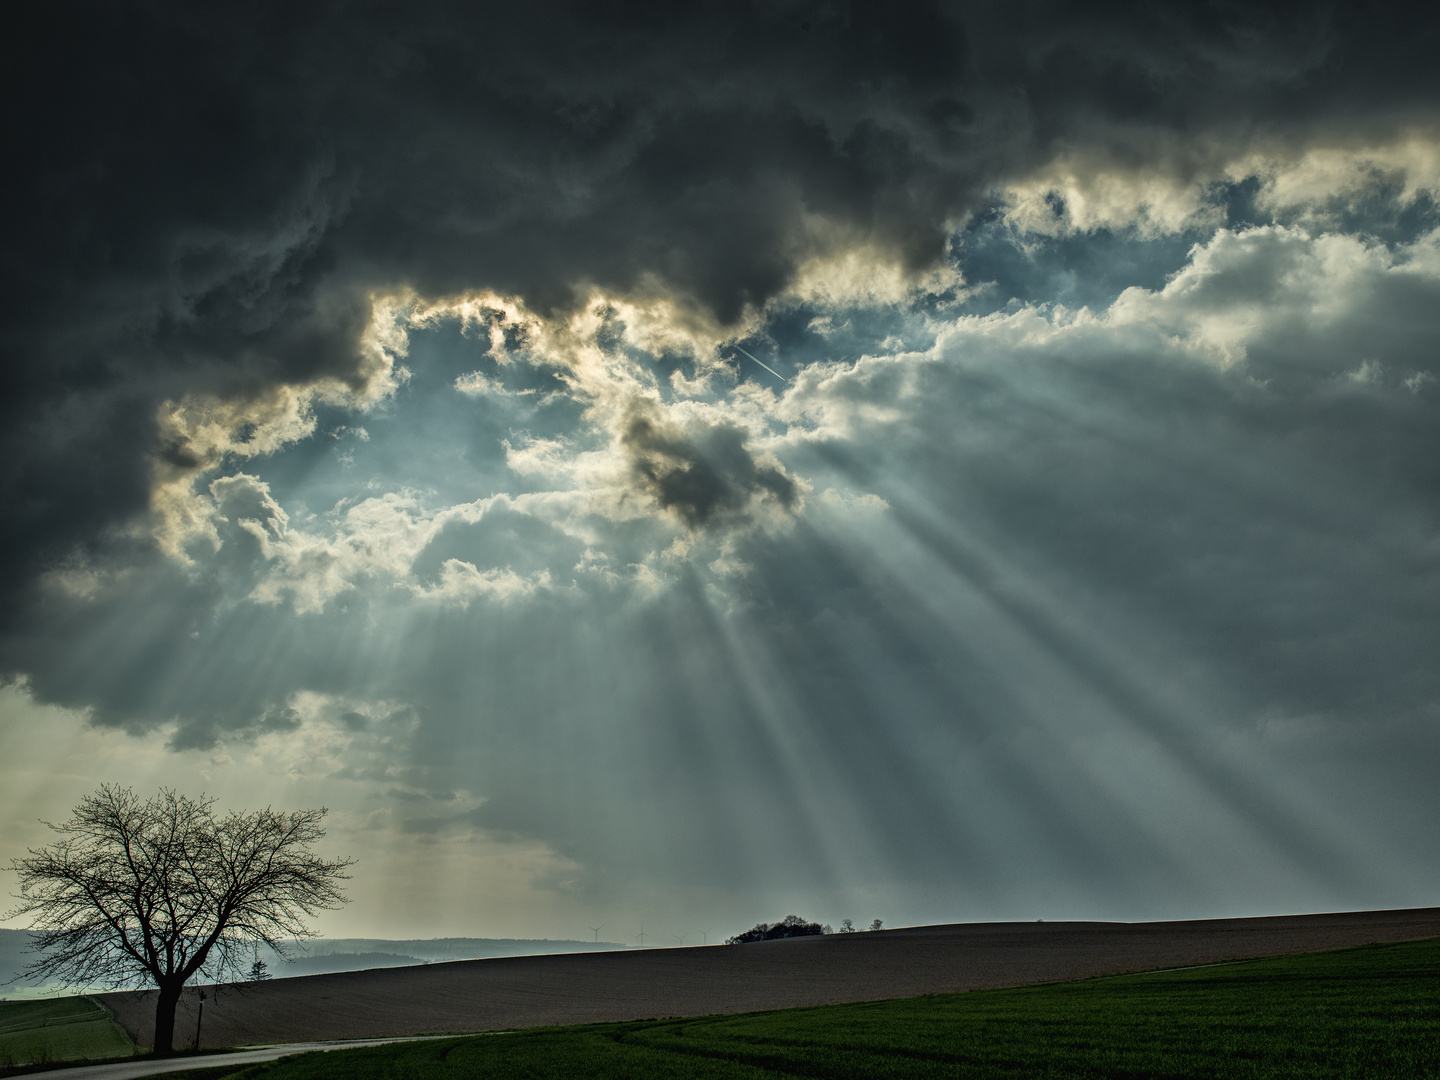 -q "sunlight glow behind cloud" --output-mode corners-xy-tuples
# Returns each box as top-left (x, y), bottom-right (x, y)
(4, 6), (1439, 942)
